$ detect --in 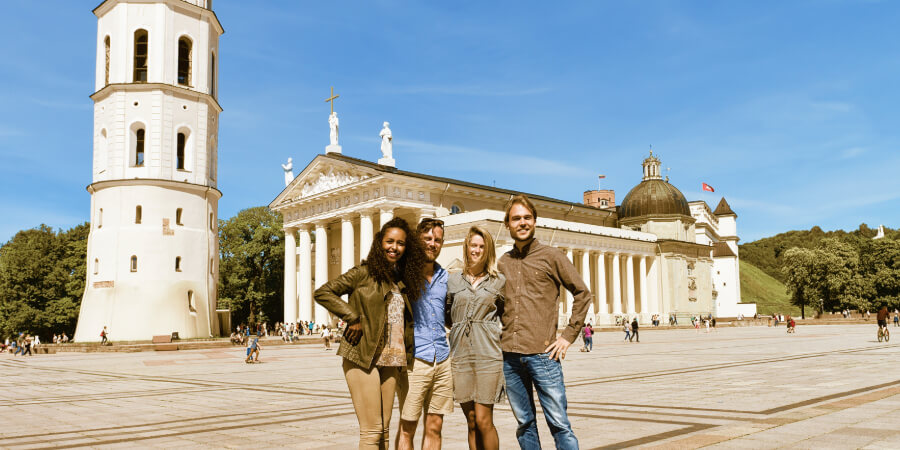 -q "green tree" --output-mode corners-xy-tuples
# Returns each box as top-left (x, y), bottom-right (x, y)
(781, 247), (819, 318)
(0, 223), (88, 340)
(218, 207), (284, 328)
